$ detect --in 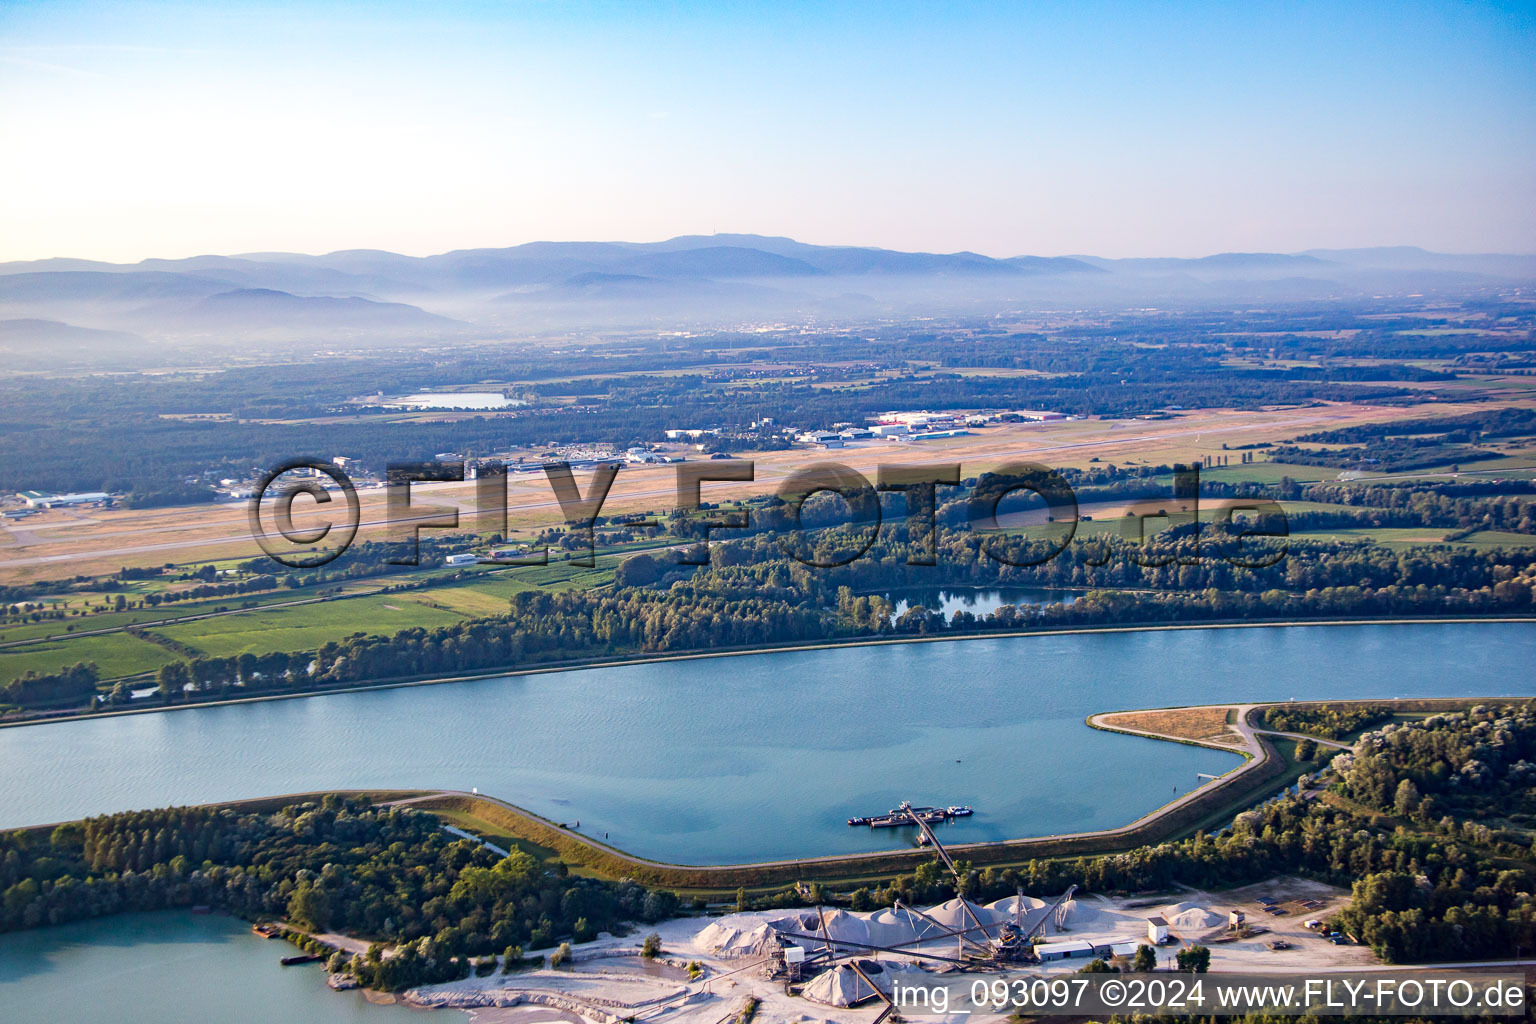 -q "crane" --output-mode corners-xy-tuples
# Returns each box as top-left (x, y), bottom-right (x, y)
(898, 800), (995, 945)
(893, 899), (991, 956)
(771, 795), (1078, 996)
